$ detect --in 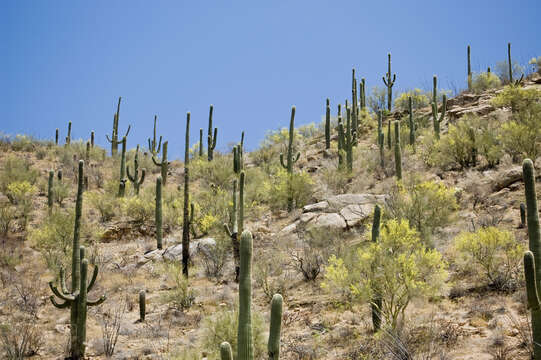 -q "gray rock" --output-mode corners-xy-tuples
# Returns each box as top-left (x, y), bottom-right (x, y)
(326, 193), (386, 210)
(306, 213), (347, 232)
(303, 201), (329, 213)
(339, 203), (374, 227)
